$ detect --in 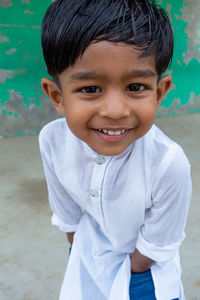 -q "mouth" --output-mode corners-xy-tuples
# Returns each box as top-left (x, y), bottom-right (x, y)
(97, 128), (128, 136)
(93, 127), (132, 142)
